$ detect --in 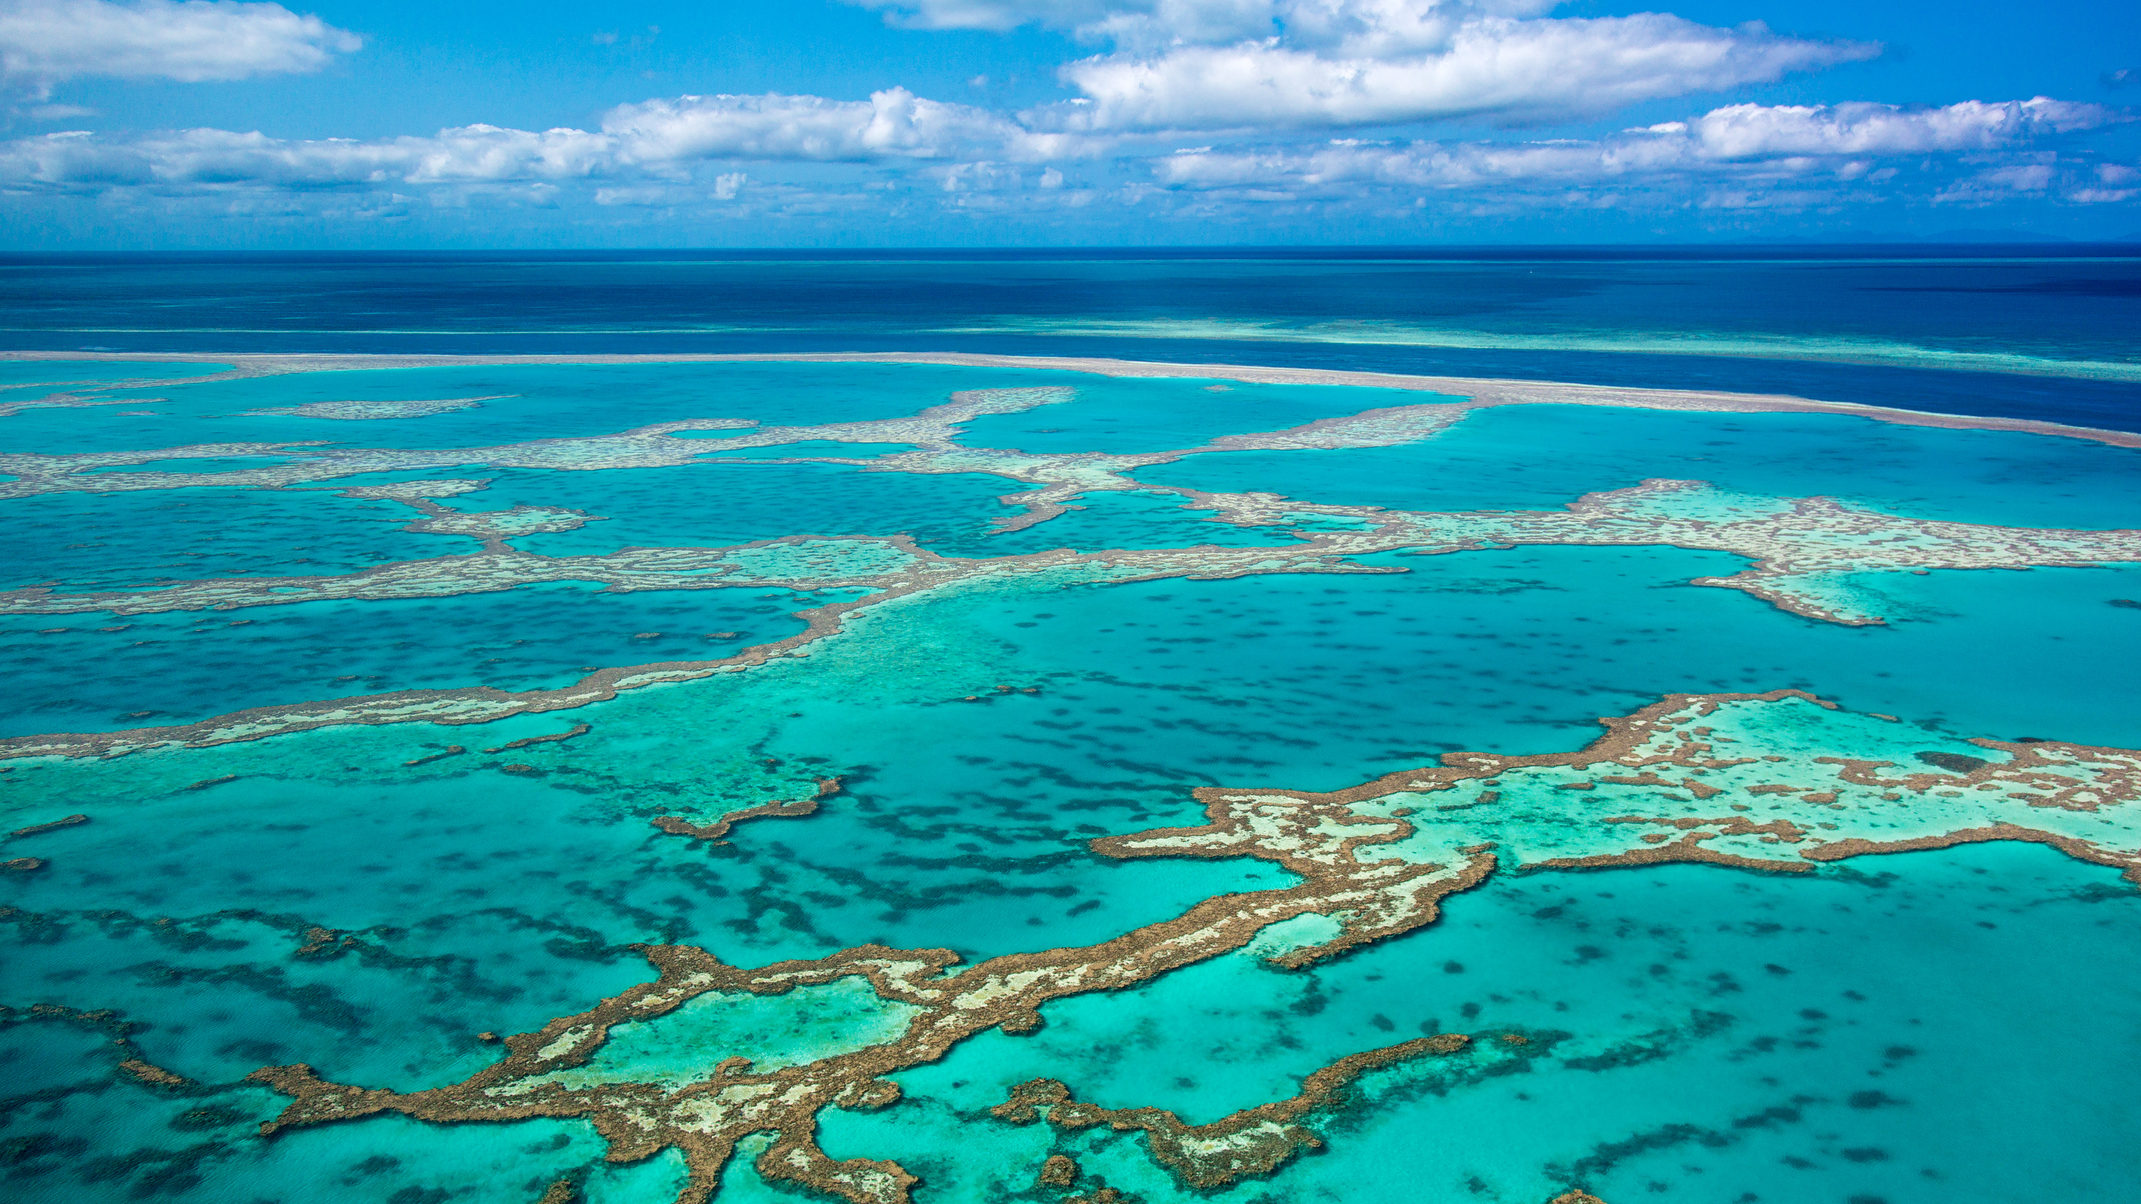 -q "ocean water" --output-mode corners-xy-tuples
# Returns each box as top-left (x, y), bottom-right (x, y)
(3, 249), (2137, 427)
(1, 251), (2138, 1204)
